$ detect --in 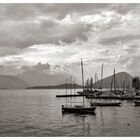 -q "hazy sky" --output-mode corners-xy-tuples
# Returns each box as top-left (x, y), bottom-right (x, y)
(0, 3), (140, 80)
